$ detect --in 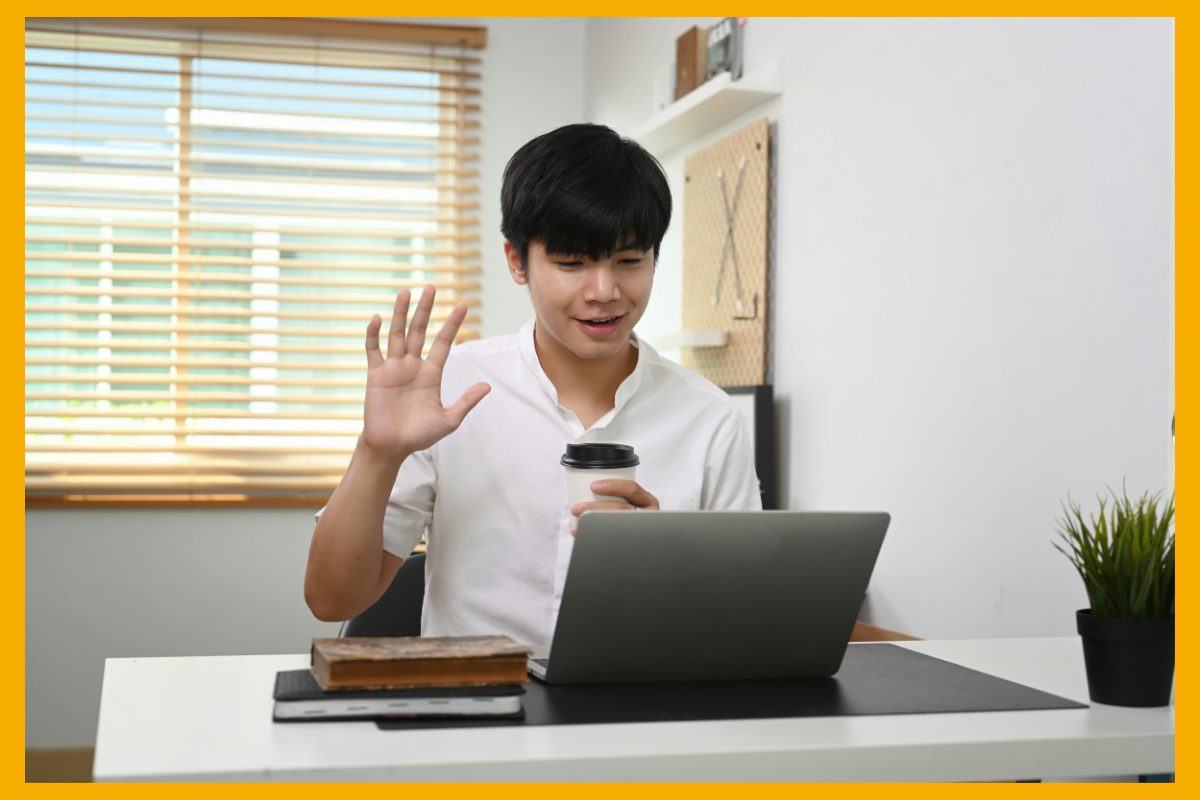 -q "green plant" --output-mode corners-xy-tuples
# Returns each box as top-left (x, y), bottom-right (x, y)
(1055, 487), (1174, 619)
